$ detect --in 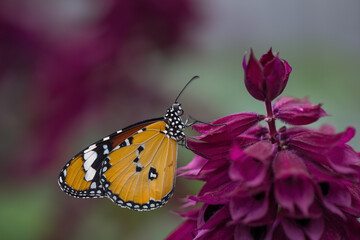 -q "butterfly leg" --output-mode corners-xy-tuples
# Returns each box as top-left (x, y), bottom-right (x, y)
(179, 137), (210, 159)
(184, 115), (225, 127)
